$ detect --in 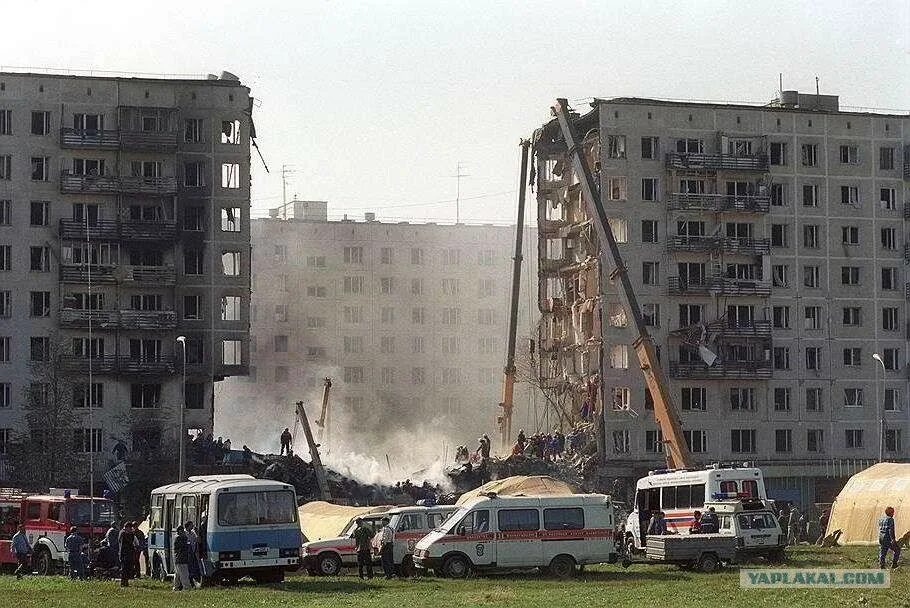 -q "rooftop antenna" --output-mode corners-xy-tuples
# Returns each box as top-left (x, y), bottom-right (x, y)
(450, 162), (469, 224)
(779, 73), (783, 96)
(280, 165), (297, 219)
